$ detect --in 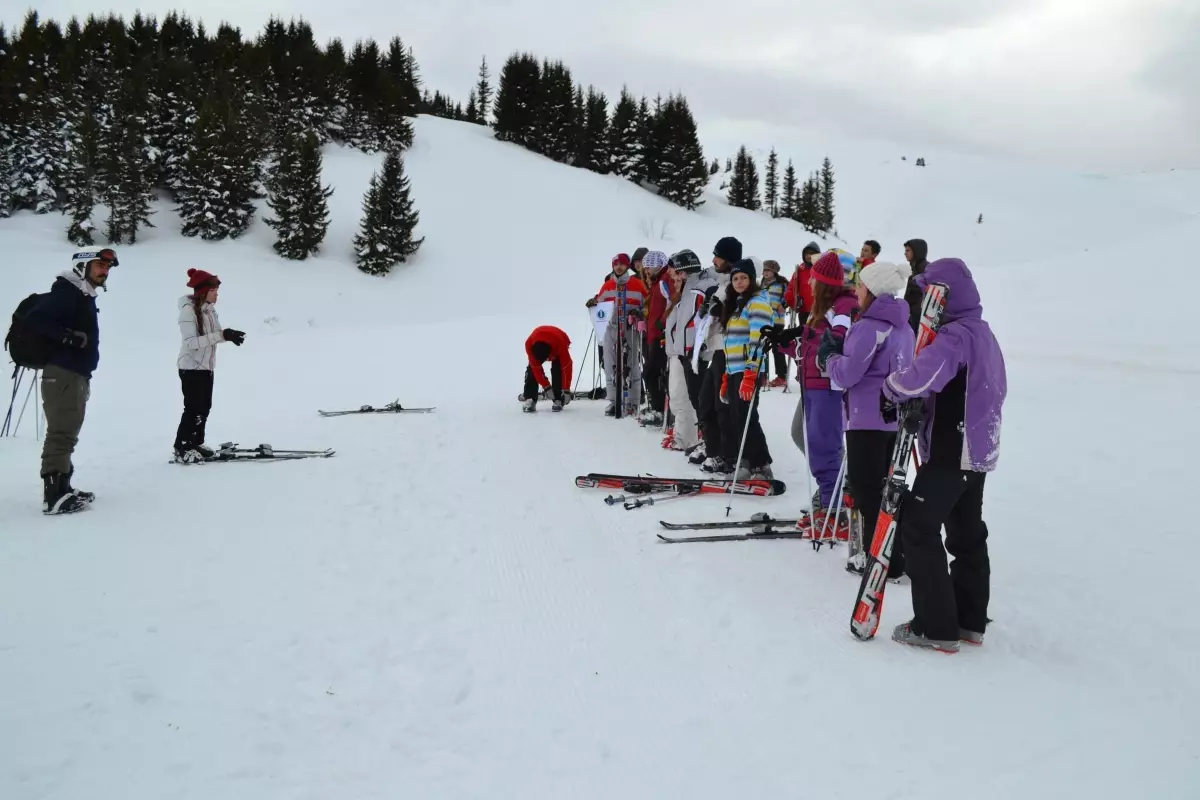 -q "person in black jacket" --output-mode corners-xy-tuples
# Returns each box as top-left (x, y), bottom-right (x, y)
(902, 239), (930, 332)
(23, 249), (117, 514)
